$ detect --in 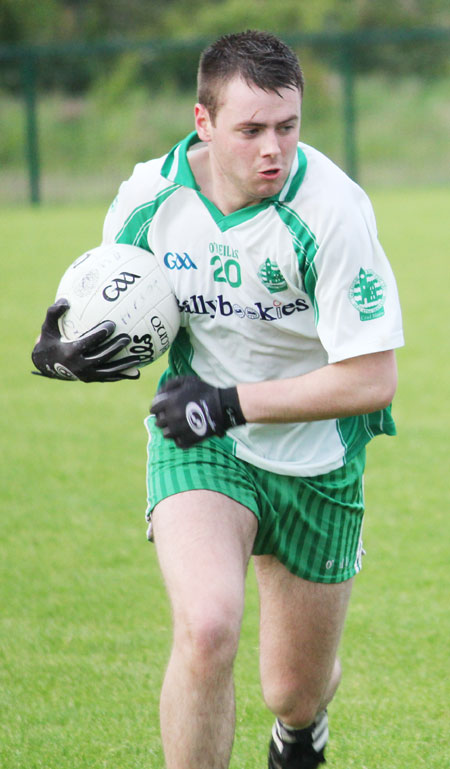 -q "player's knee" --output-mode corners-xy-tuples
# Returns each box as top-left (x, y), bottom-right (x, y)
(267, 694), (321, 729)
(262, 679), (321, 728)
(173, 602), (241, 674)
(262, 659), (342, 728)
